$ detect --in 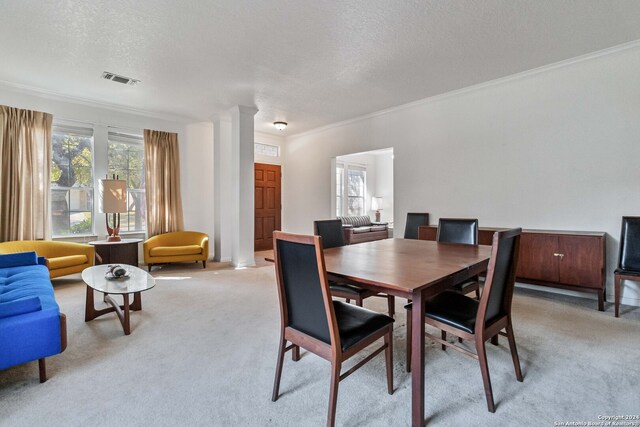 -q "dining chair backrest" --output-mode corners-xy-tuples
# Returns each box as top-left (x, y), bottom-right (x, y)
(273, 232), (336, 347)
(404, 213), (430, 239)
(313, 219), (346, 249)
(437, 218), (479, 245)
(477, 228), (521, 328)
(618, 216), (640, 272)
